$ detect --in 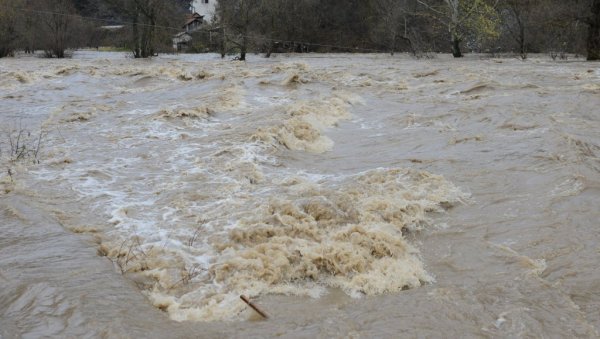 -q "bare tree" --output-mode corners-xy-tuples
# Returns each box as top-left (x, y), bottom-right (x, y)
(0, 0), (22, 57)
(217, 0), (256, 60)
(499, 0), (540, 59)
(371, 0), (418, 55)
(106, 0), (185, 58)
(20, 1), (37, 54)
(537, 0), (600, 61)
(38, 0), (78, 58)
(587, 0), (600, 60)
(252, 0), (285, 57)
(418, 0), (500, 57)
